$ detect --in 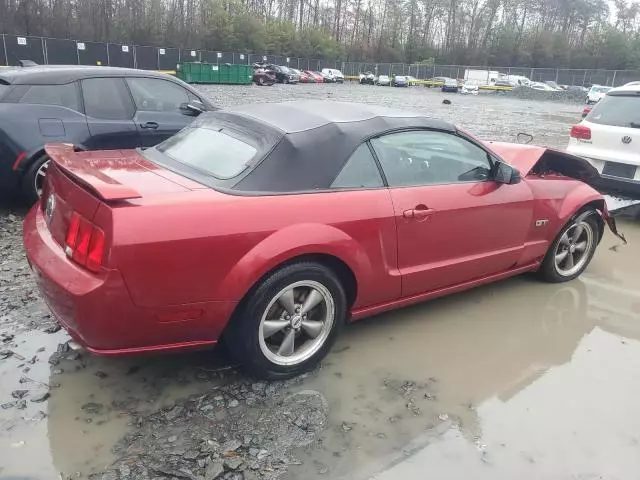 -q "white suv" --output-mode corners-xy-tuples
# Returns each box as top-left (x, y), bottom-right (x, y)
(321, 68), (344, 83)
(567, 83), (640, 195)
